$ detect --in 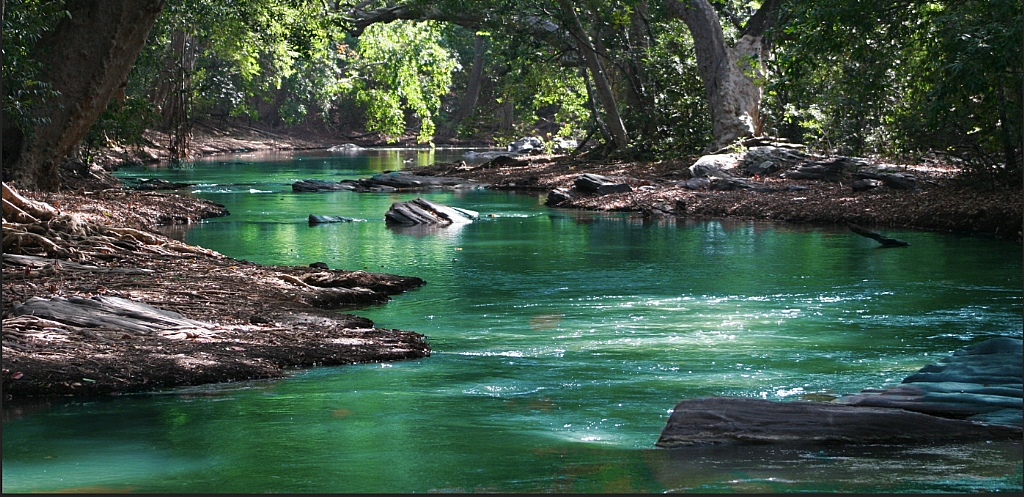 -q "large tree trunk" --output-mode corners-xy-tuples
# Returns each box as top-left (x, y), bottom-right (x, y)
(4, 0), (165, 190)
(559, 0), (629, 150)
(666, 0), (775, 150)
(439, 35), (486, 138)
